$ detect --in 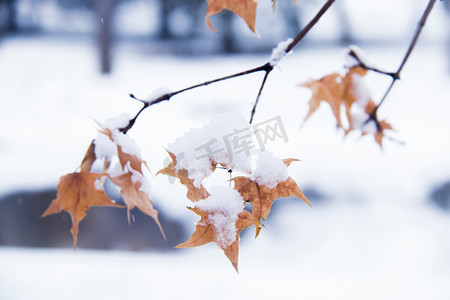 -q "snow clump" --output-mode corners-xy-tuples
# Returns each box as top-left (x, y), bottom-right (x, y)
(195, 186), (245, 248)
(251, 151), (289, 189)
(168, 112), (254, 187)
(269, 38), (293, 67)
